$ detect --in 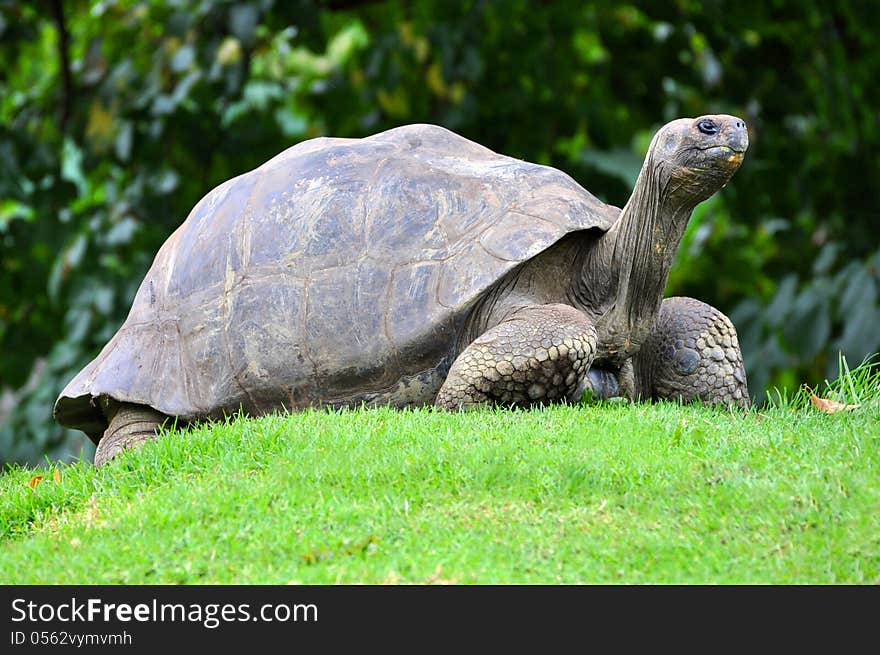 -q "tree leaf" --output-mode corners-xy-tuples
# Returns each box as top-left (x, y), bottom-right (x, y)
(577, 147), (643, 189)
(229, 4), (259, 45)
(809, 394), (859, 413)
(764, 274), (798, 328)
(840, 264), (877, 312)
(104, 217), (140, 246)
(0, 199), (35, 231)
(61, 139), (89, 196)
(170, 44), (195, 73)
(836, 301), (880, 364)
(812, 242), (839, 276)
(782, 289), (830, 358)
(28, 475), (43, 489)
(115, 121), (134, 161)
(47, 234), (88, 301)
